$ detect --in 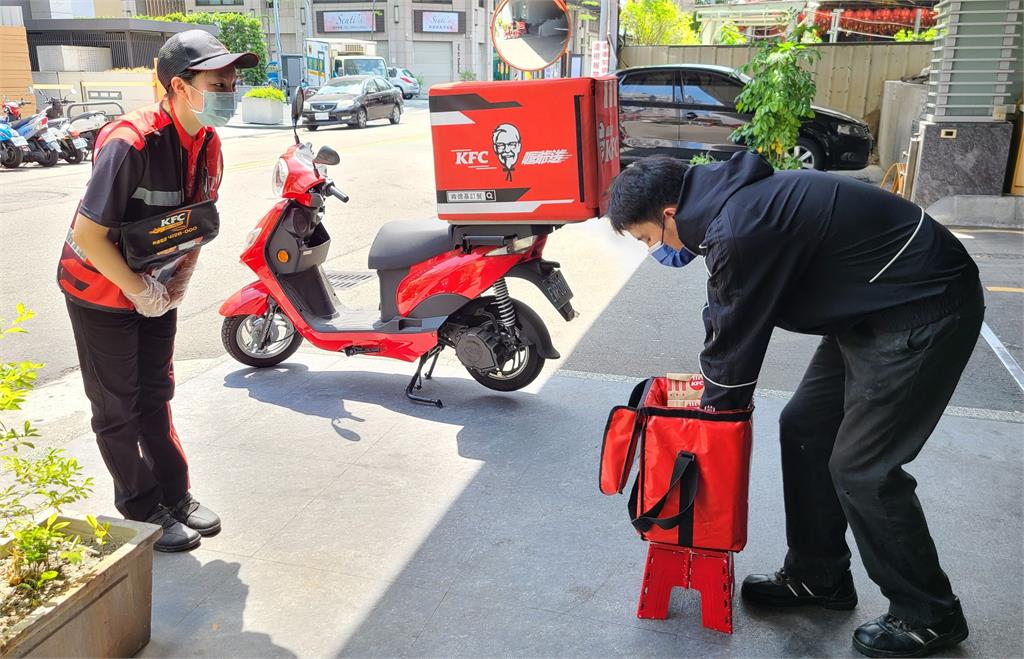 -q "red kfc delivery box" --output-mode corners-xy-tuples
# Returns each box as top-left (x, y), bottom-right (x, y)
(429, 76), (620, 224)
